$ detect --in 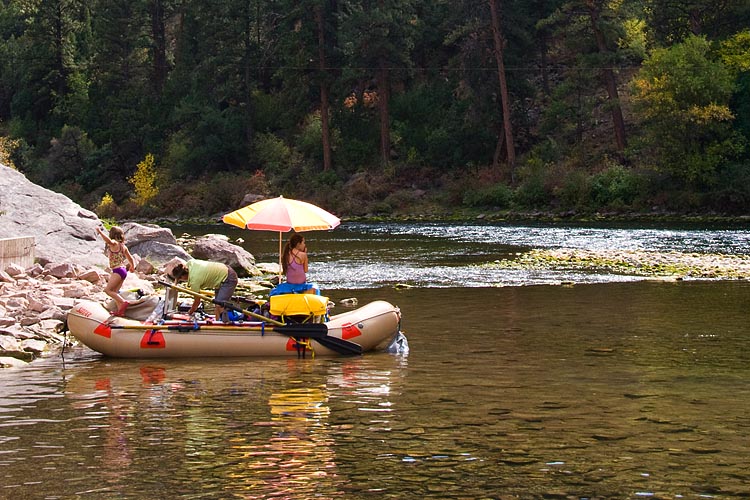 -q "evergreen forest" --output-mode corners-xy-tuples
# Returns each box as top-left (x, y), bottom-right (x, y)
(1, 0), (750, 219)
